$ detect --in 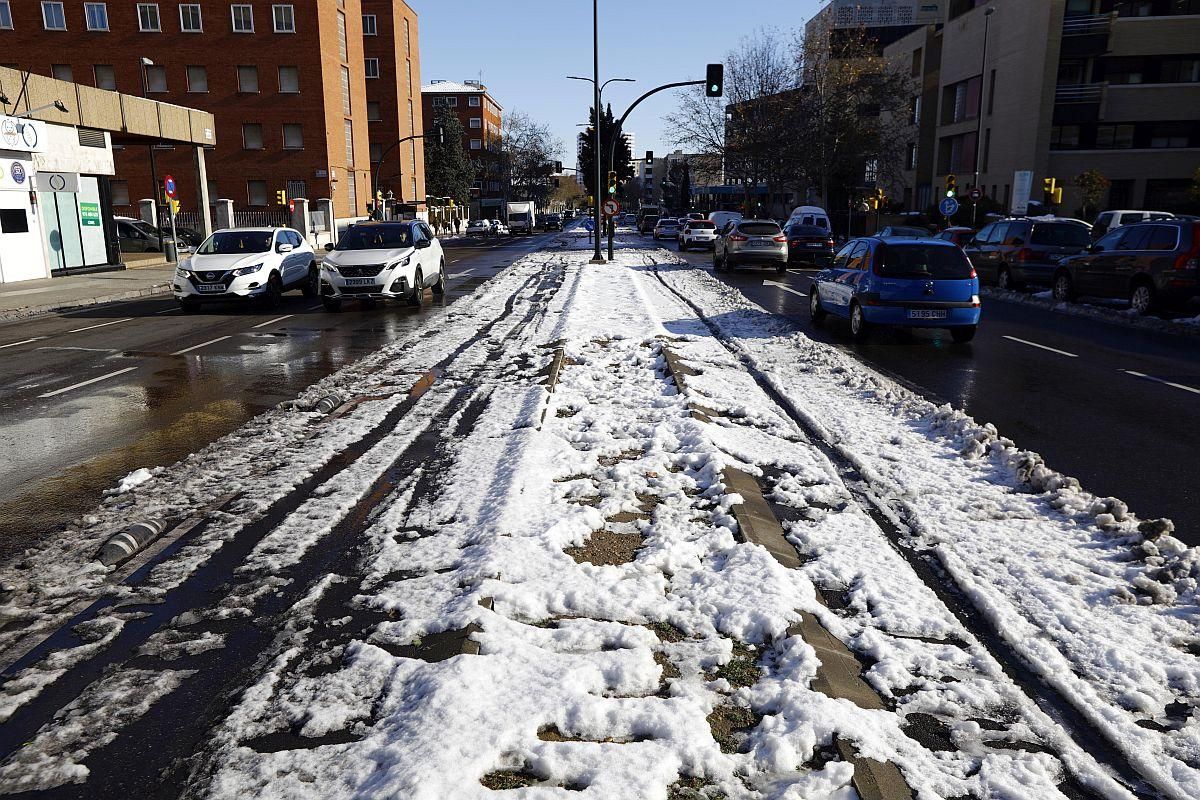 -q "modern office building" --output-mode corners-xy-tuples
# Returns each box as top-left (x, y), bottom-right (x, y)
(421, 79), (503, 218)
